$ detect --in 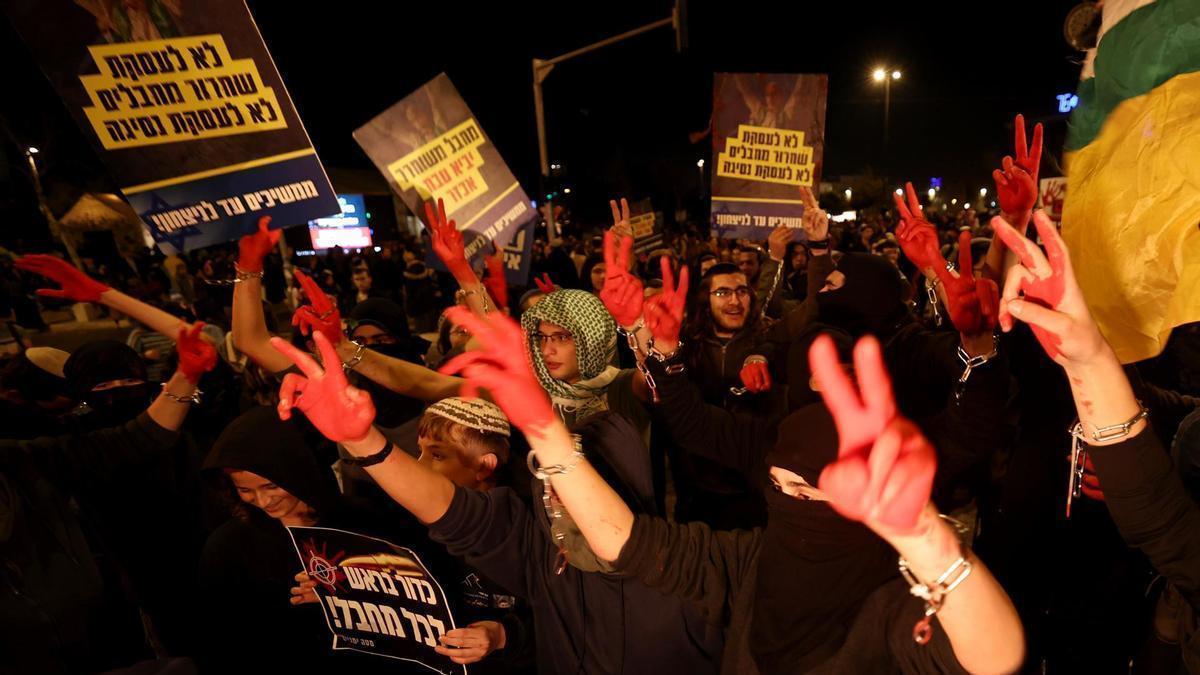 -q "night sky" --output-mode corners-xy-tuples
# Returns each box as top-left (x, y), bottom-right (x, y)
(0, 1), (1085, 242)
